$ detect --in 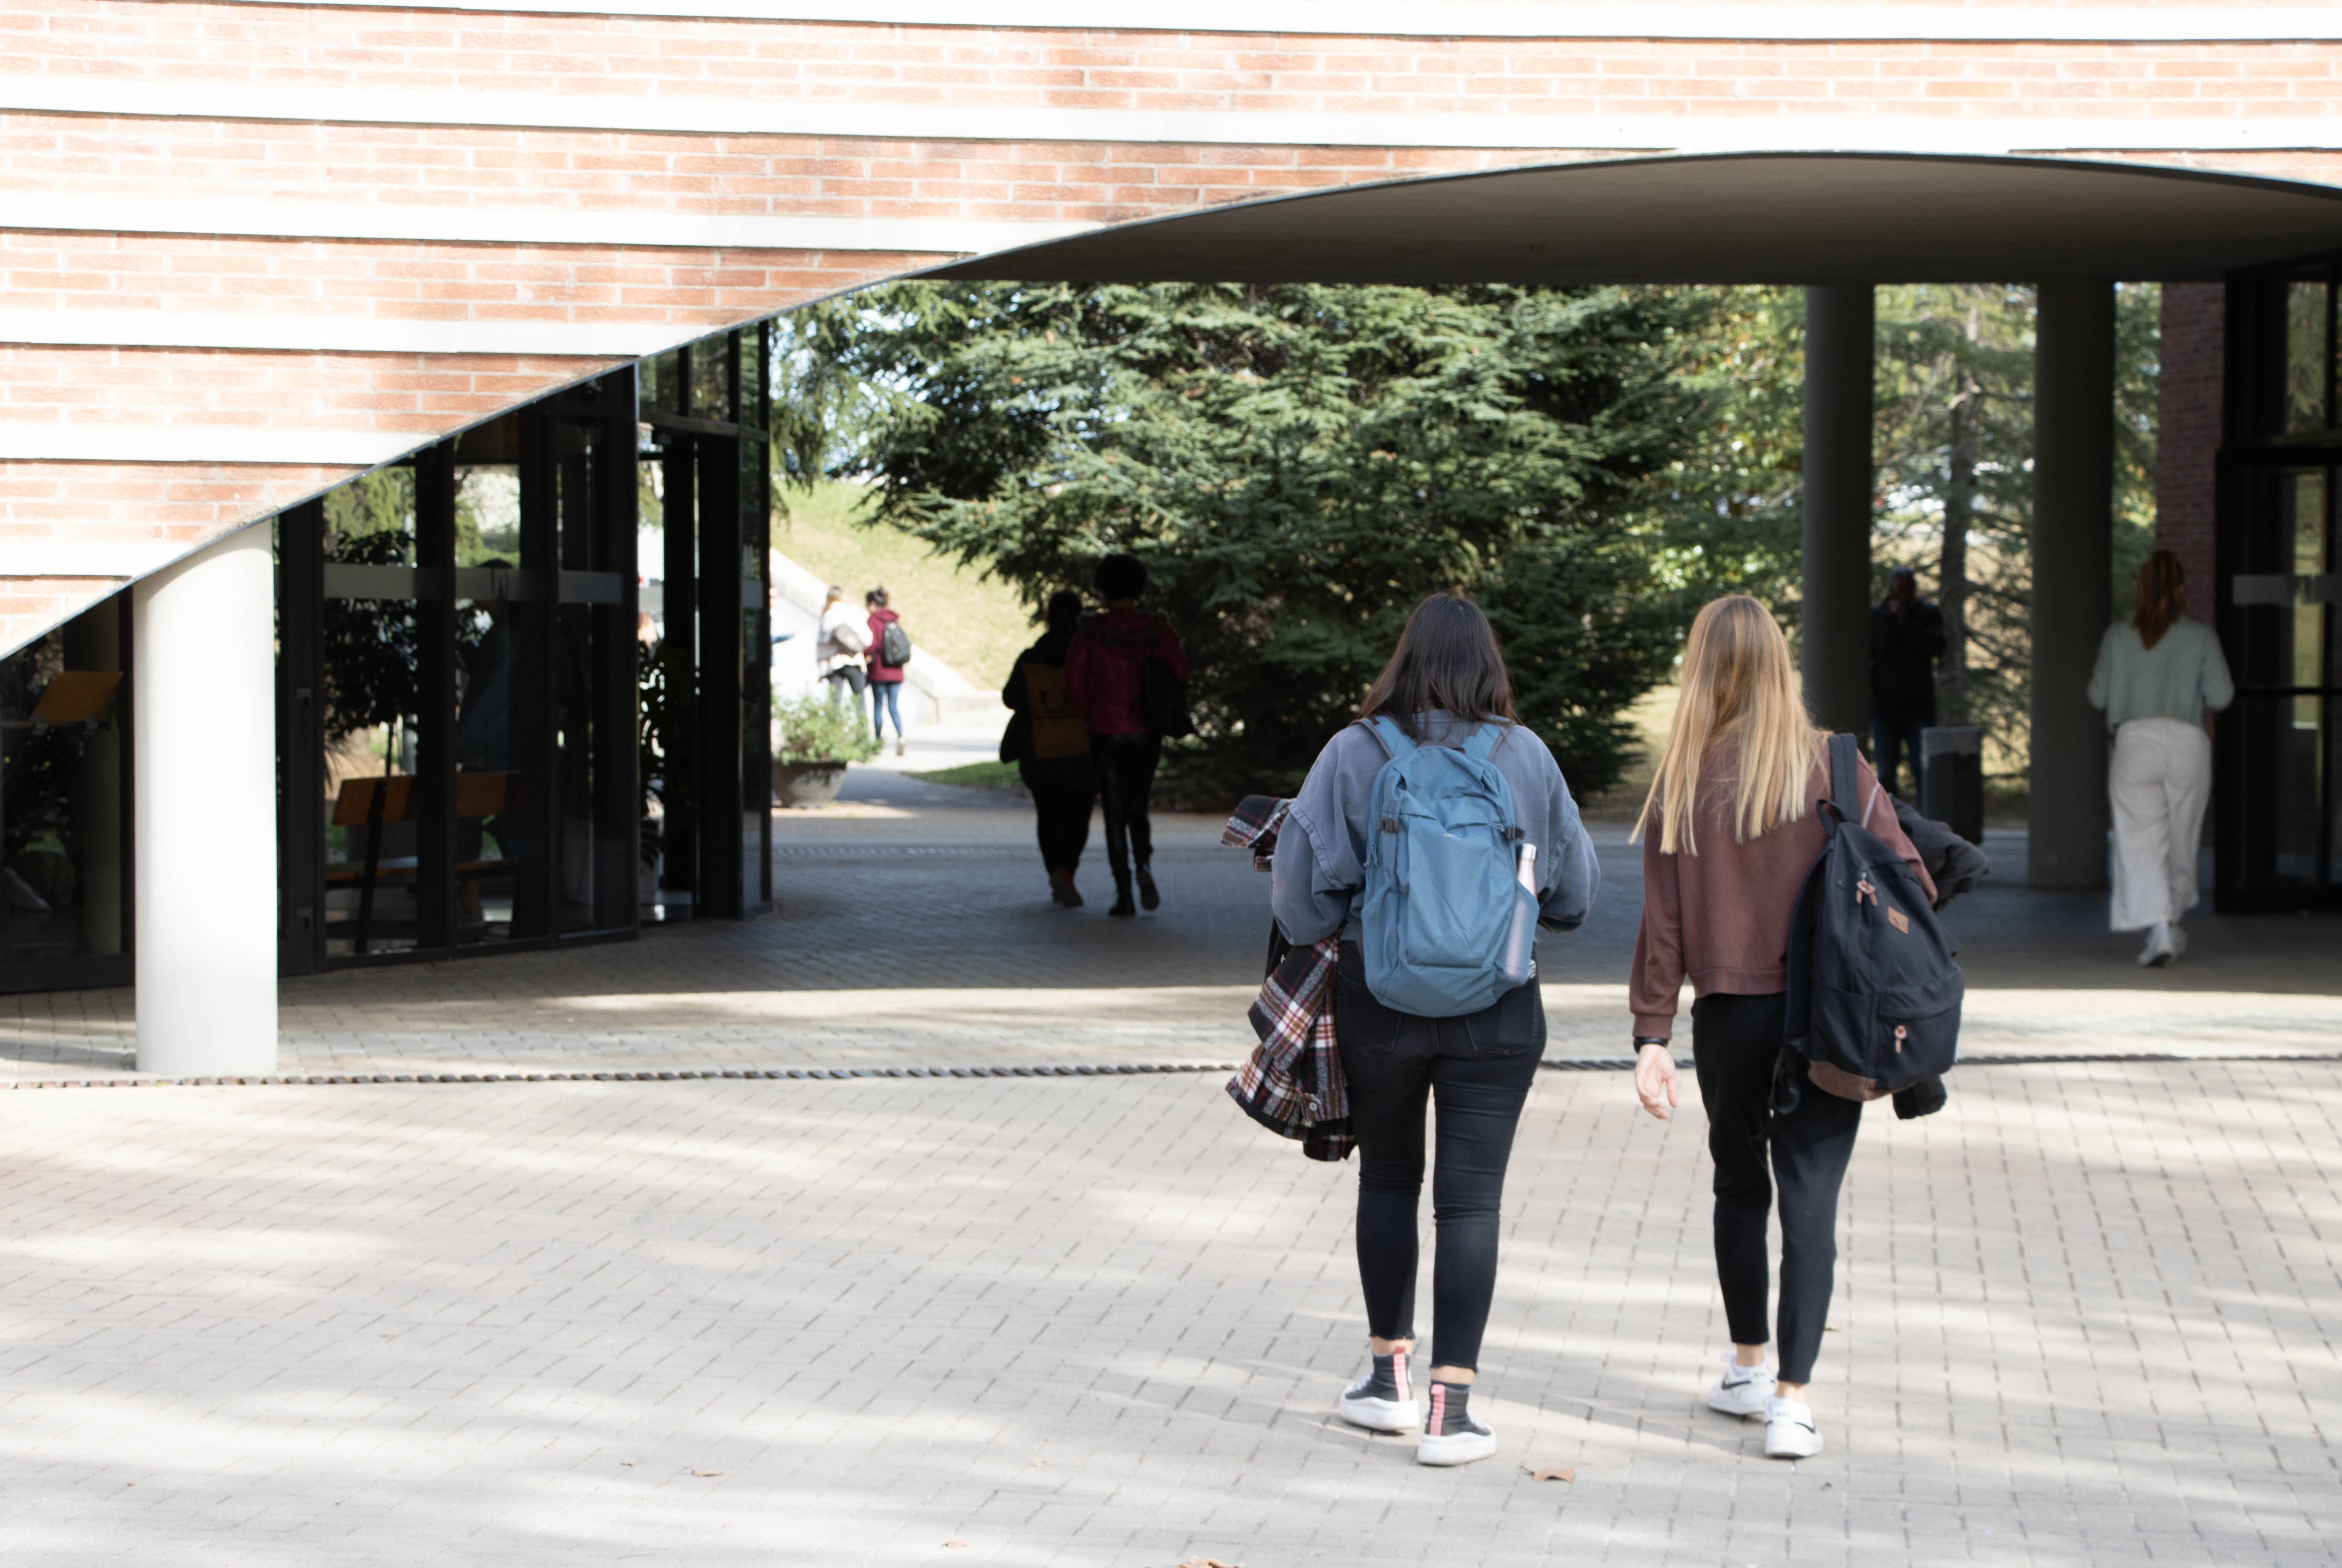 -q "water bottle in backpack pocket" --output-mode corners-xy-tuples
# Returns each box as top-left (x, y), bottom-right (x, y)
(1782, 733), (1965, 1106)
(1358, 716), (1540, 1019)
